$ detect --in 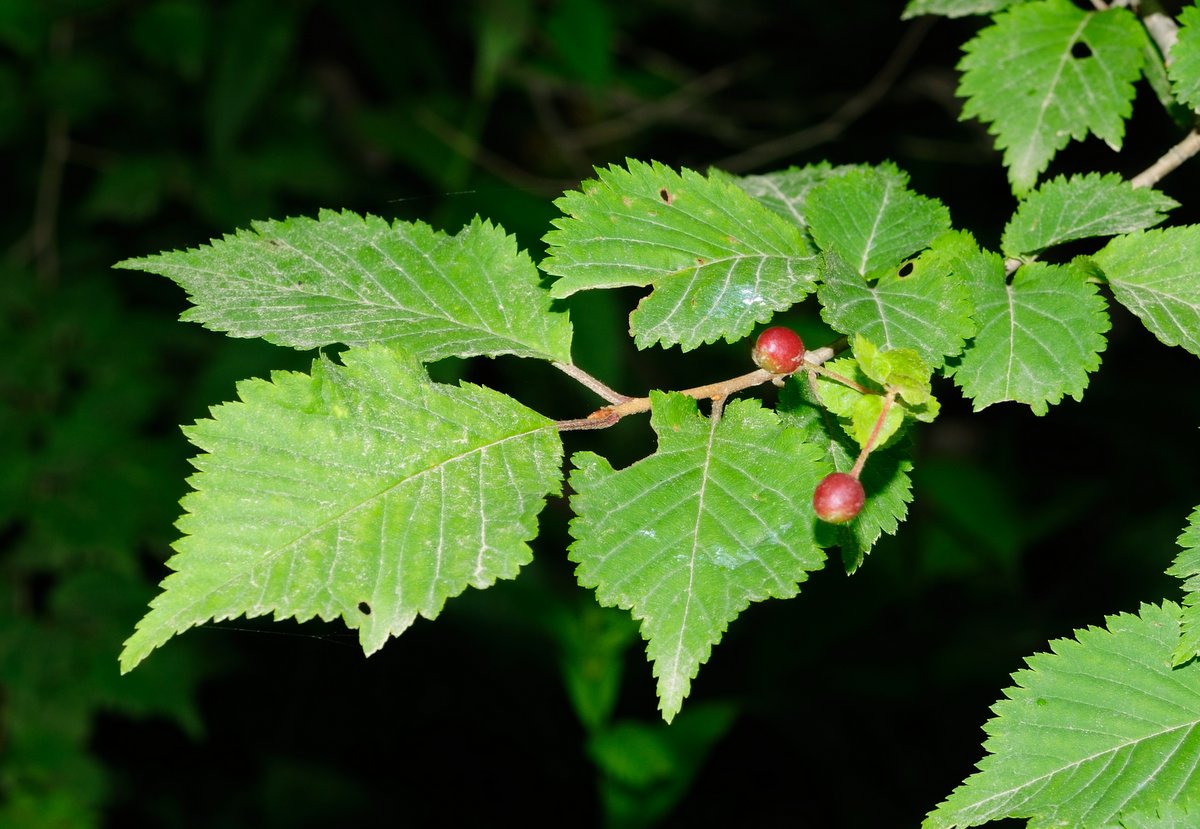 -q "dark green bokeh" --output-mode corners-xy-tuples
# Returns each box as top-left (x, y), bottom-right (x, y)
(2, 1), (1196, 826)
